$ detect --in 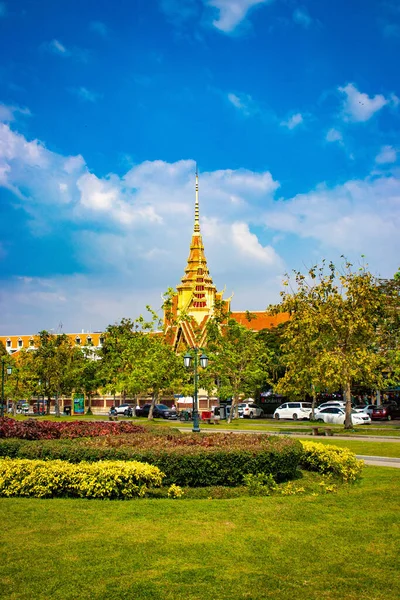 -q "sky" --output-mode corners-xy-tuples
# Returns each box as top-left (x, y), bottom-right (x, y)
(0, 0), (399, 335)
